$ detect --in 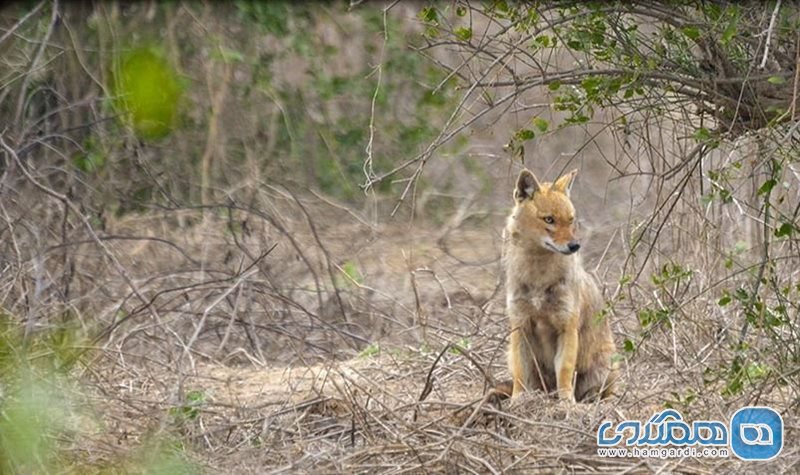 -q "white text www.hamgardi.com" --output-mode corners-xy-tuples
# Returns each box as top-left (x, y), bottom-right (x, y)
(597, 447), (730, 458)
